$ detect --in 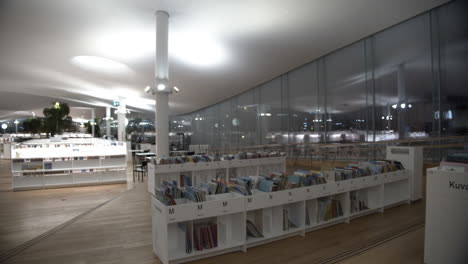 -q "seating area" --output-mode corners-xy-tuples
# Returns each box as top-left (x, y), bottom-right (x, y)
(132, 150), (156, 182)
